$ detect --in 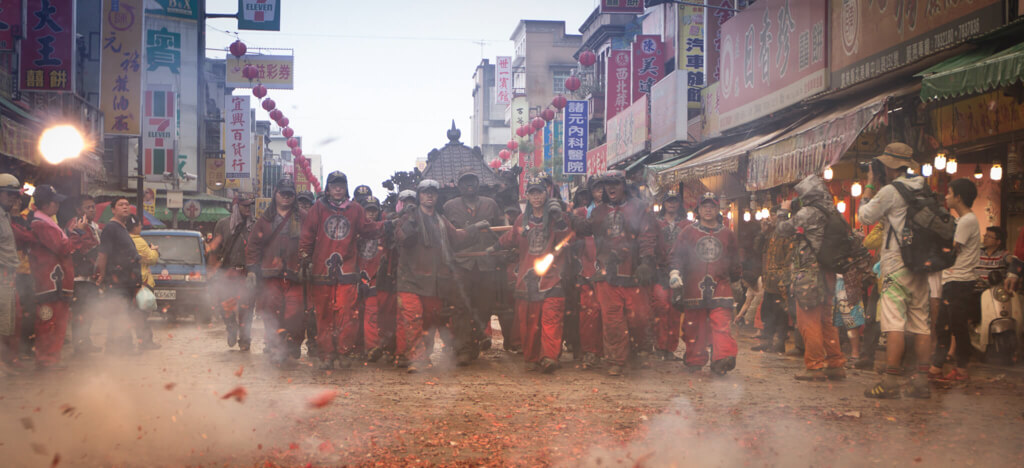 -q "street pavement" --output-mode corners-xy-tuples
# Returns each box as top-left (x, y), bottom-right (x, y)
(1, 317), (1023, 467)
